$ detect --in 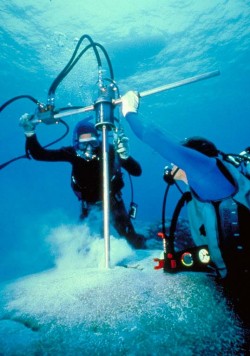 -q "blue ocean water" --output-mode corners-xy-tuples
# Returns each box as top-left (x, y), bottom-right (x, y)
(0, 1), (249, 353)
(0, 0), (250, 277)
